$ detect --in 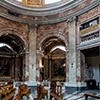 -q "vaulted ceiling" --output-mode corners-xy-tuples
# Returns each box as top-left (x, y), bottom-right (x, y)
(0, 34), (24, 54)
(41, 36), (65, 55)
